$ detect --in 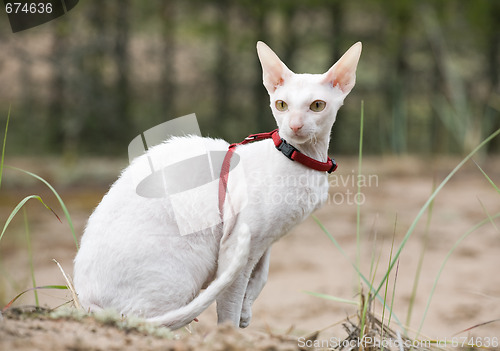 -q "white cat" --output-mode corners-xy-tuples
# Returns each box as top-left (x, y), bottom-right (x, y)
(73, 41), (362, 330)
